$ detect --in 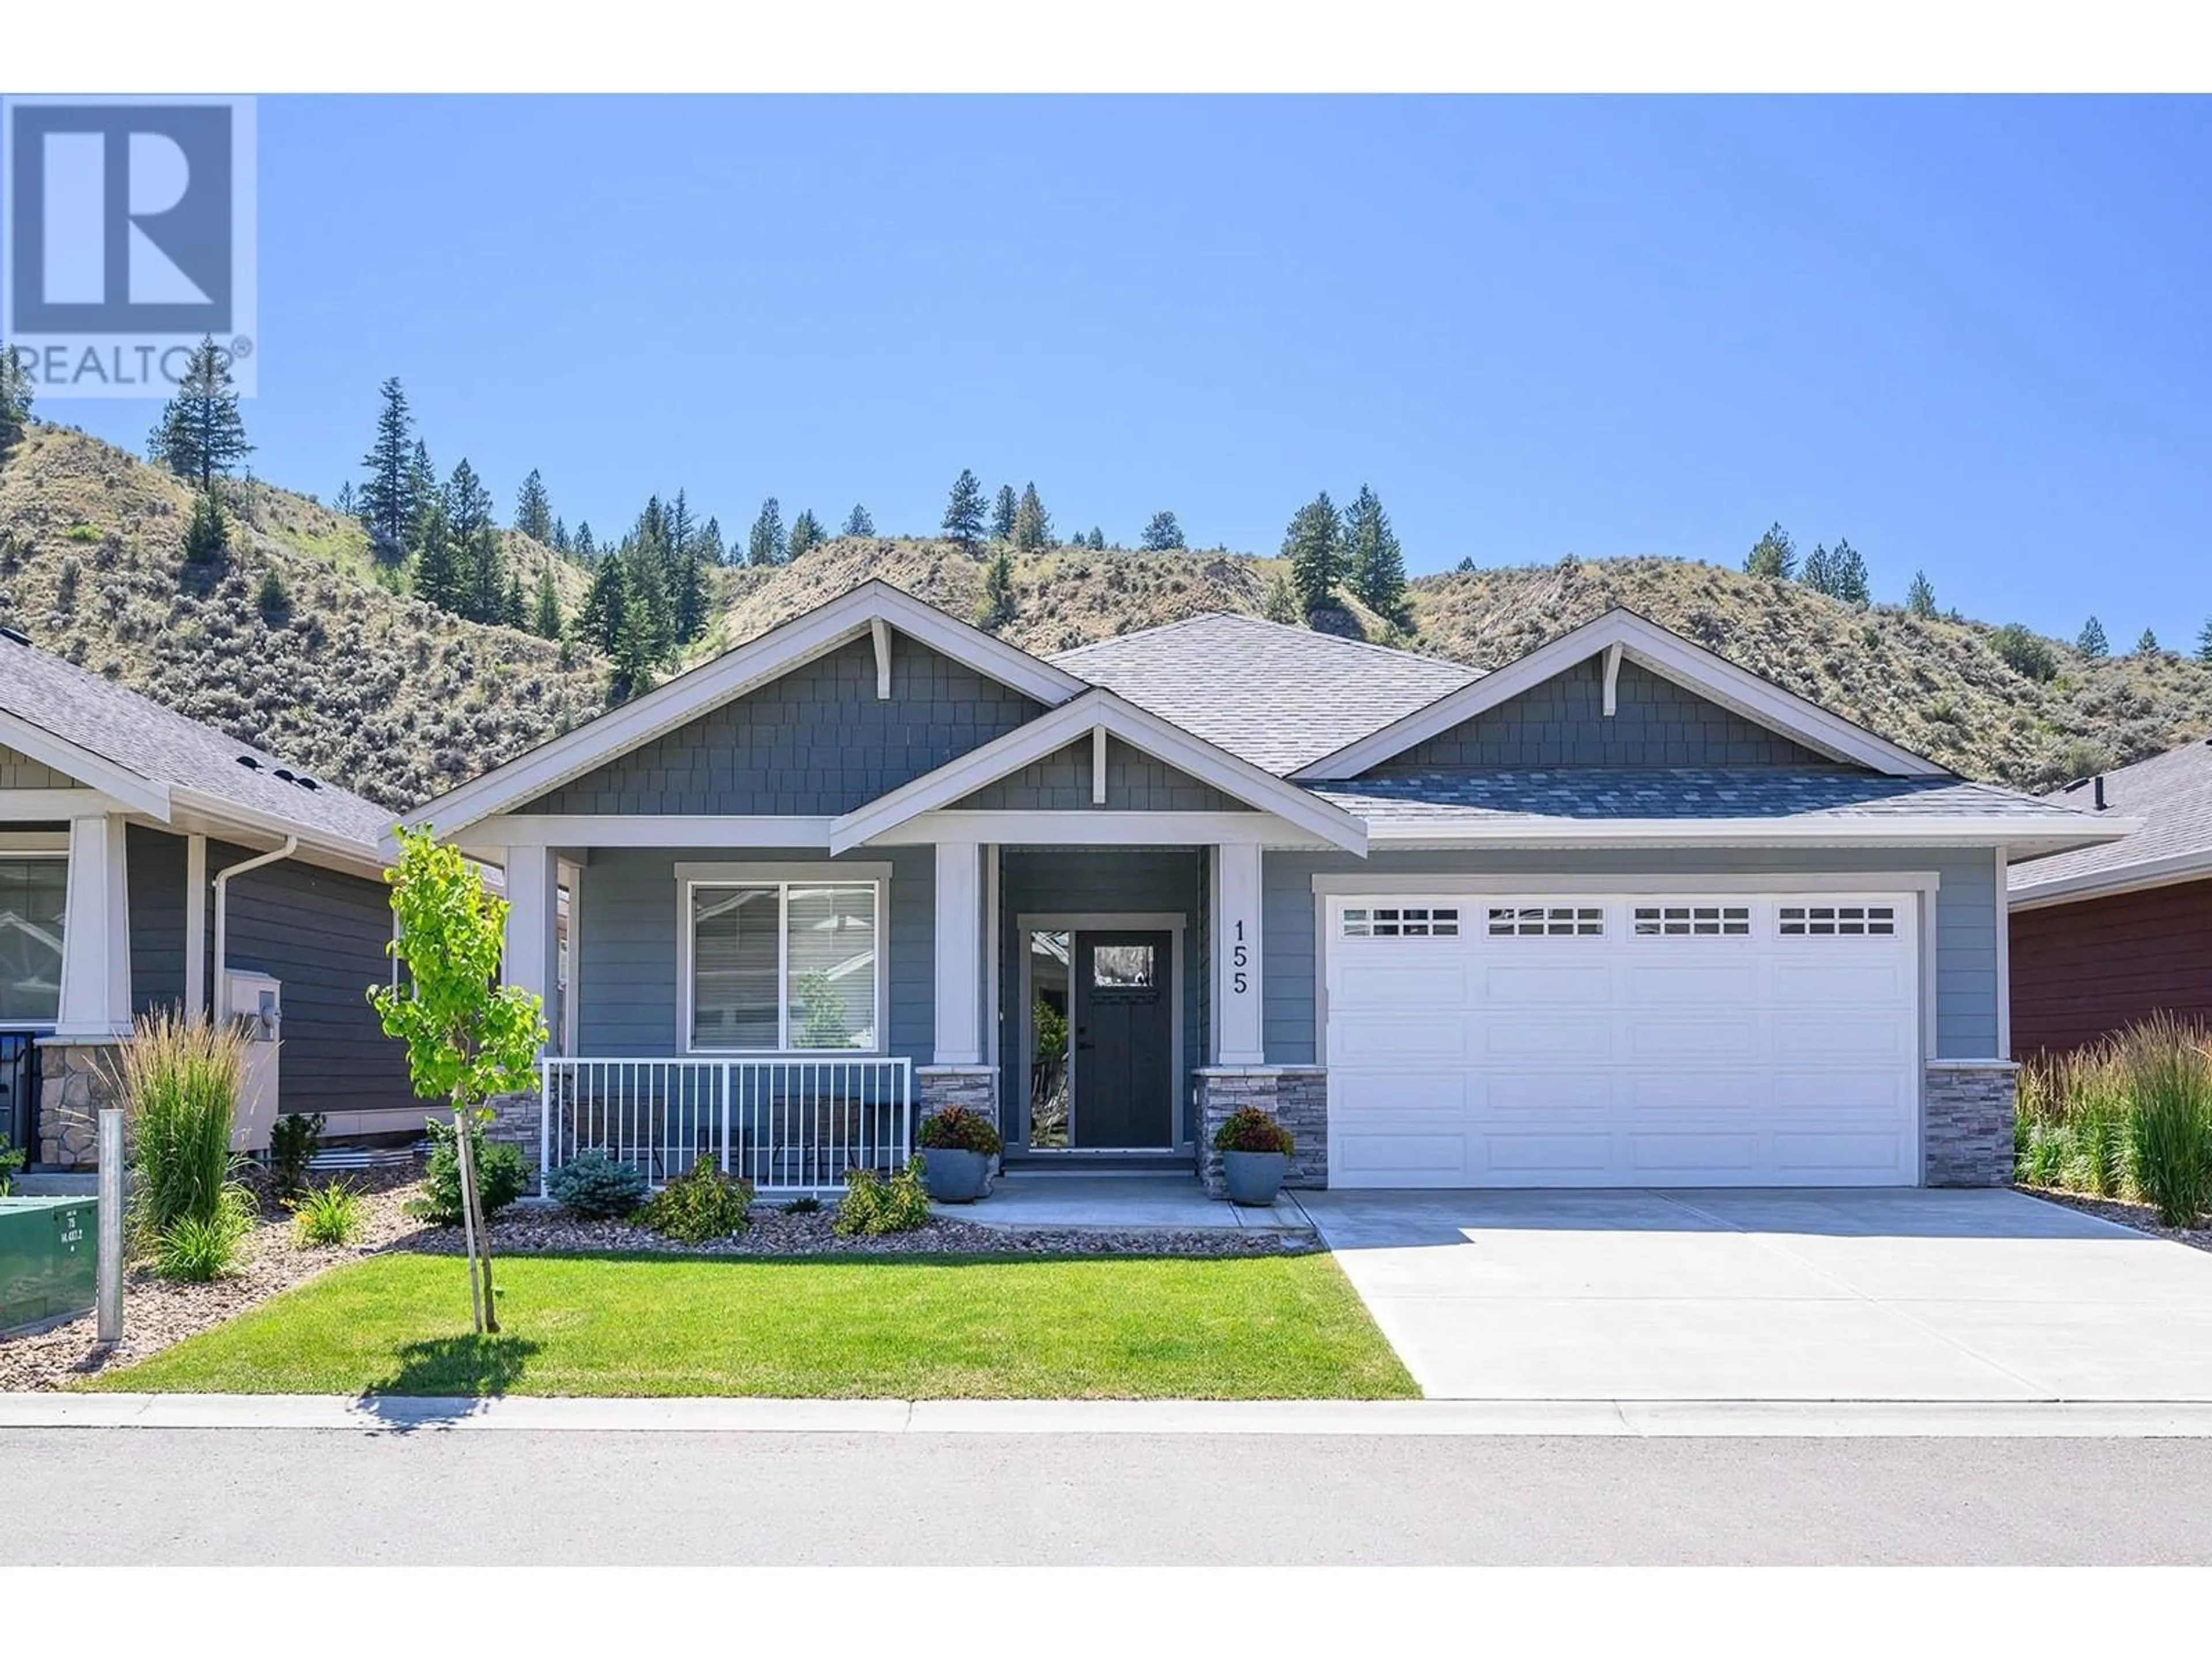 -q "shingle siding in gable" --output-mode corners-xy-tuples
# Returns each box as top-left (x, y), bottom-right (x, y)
(0, 744), (73, 789)
(953, 737), (1247, 812)
(520, 635), (1046, 816)
(1365, 658), (1833, 774)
